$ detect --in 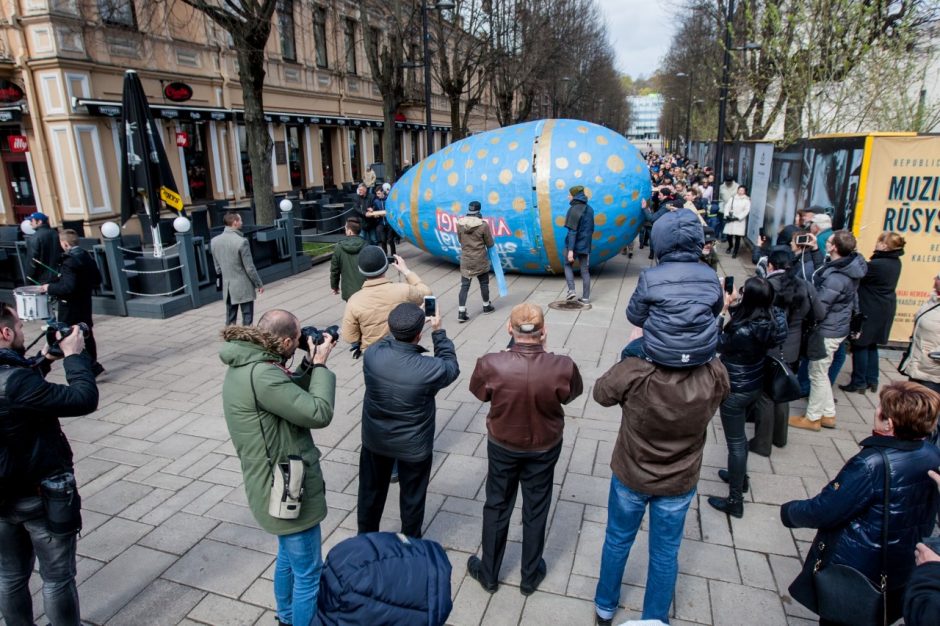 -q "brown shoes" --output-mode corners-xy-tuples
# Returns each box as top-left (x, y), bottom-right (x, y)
(821, 415), (836, 429)
(789, 415), (821, 431)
